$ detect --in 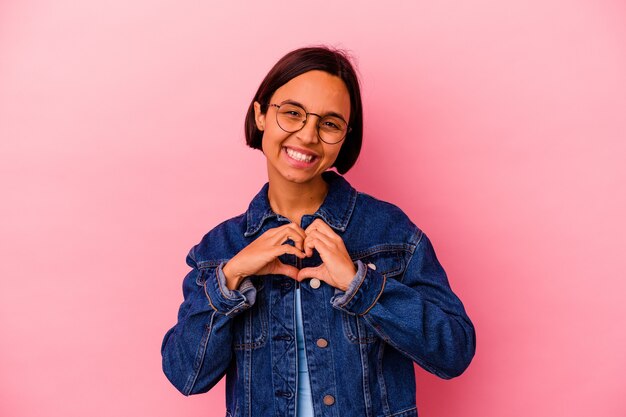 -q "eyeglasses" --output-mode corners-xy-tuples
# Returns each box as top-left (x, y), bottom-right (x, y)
(269, 102), (350, 144)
